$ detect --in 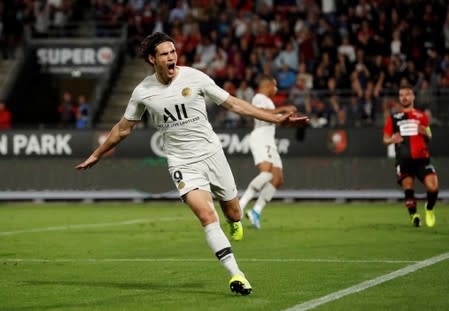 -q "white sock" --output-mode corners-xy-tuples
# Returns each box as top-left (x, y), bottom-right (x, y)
(253, 183), (276, 214)
(203, 222), (242, 276)
(240, 172), (273, 210)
